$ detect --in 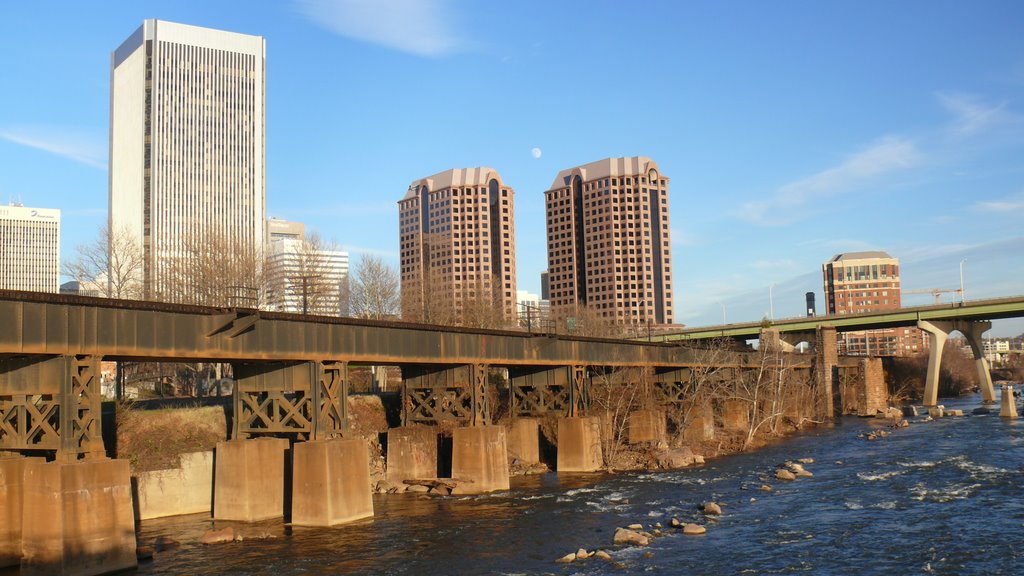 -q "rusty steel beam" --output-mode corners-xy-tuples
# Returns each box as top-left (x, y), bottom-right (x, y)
(0, 290), (810, 370)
